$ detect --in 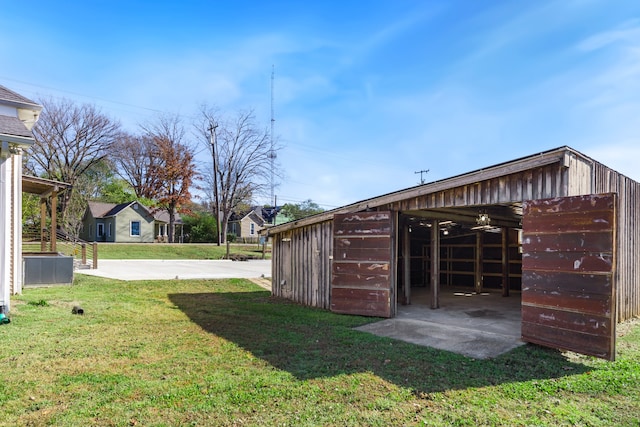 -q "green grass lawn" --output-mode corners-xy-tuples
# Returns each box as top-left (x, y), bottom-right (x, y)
(24, 242), (270, 260)
(1, 276), (639, 426)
